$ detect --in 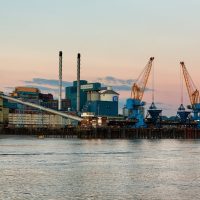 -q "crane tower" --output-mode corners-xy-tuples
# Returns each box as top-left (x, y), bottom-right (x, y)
(180, 61), (200, 127)
(146, 59), (162, 127)
(126, 57), (154, 127)
(177, 62), (191, 124)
